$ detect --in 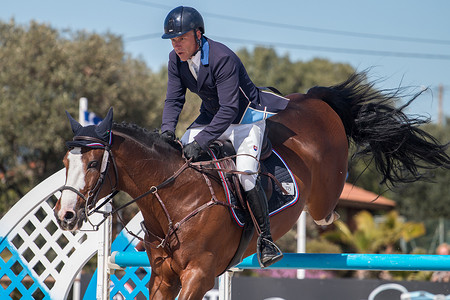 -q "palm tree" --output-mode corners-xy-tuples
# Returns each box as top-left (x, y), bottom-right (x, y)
(323, 210), (425, 253)
(322, 210), (425, 278)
